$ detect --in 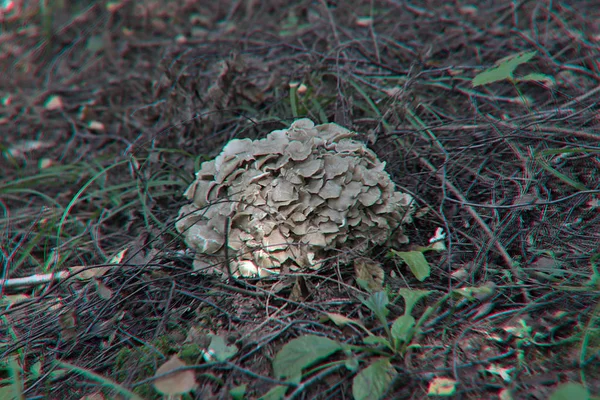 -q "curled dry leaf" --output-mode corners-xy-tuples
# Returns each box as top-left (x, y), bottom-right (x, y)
(153, 355), (197, 395)
(177, 119), (415, 277)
